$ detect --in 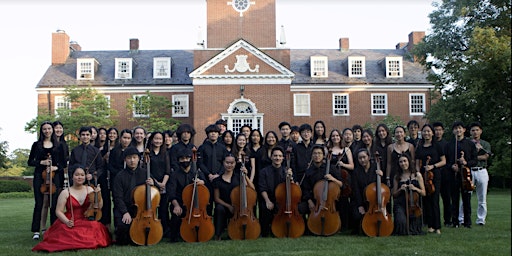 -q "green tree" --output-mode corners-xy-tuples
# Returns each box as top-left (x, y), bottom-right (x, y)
(0, 129), (9, 169)
(413, 0), (511, 187)
(126, 91), (181, 132)
(25, 86), (119, 149)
